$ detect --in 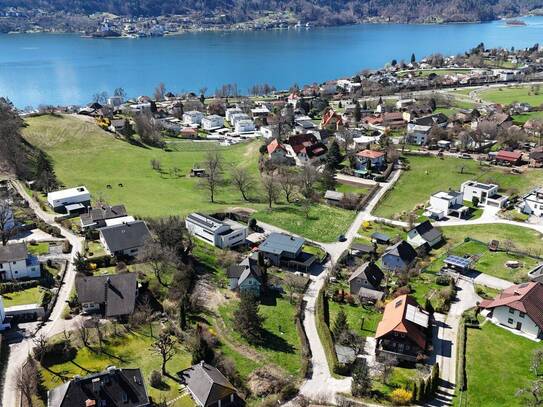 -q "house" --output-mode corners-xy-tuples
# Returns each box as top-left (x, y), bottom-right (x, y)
(479, 282), (543, 340)
(185, 213), (247, 249)
(0, 243), (40, 281)
(375, 294), (430, 361)
(349, 262), (384, 302)
(406, 113), (448, 145)
(518, 188), (543, 217)
(107, 95), (124, 107)
(47, 186), (91, 213)
(529, 147), (543, 167)
(258, 233), (314, 271)
(225, 107), (243, 122)
(267, 139), (289, 161)
(80, 204), (128, 230)
(183, 111), (204, 126)
(234, 119), (256, 134)
(260, 125), (279, 140)
(324, 190), (344, 206)
(178, 362), (241, 407)
(227, 253), (263, 296)
(371, 232), (391, 245)
(99, 221), (151, 257)
(460, 180), (508, 208)
(528, 263), (543, 283)
(229, 113), (251, 127)
(427, 190), (469, 220)
(0, 295), (10, 331)
(355, 150), (386, 170)
(251, 105), (270, 119)
(47, 366), (149, 407)
(381, 240), (417, 272)
(407, 221), (443, 249)
(382, 112), (405, 129)
(202, 115), (225, 131)
(495, 150), (523, 166)
(180, 127), (198, 138)
(75, 273), (138, 318)
(287, 134), (328, 165)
